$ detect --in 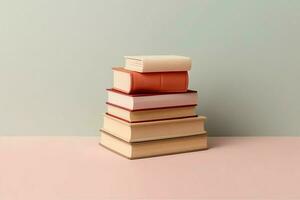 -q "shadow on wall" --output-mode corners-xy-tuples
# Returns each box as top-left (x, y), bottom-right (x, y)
(196, 80), (268, 137)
